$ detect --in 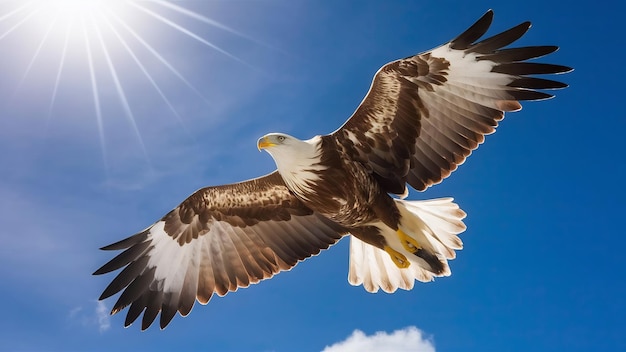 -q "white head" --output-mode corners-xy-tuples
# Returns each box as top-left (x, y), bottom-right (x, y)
(257, 133), (300, 152)
(257, 133), (325, 194)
